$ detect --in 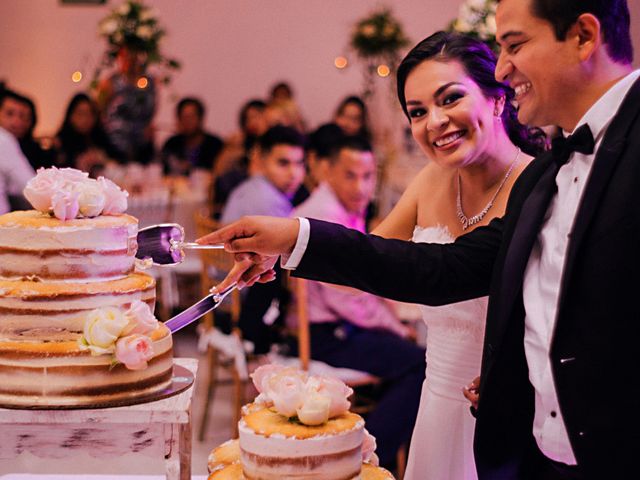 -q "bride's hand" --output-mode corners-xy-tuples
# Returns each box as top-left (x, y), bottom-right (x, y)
(463, 376), (480, 410)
